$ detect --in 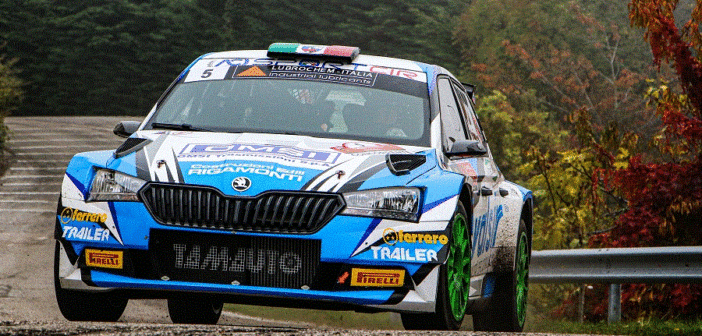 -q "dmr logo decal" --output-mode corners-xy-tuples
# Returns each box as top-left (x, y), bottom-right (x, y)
(179, 143), (340, 166)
